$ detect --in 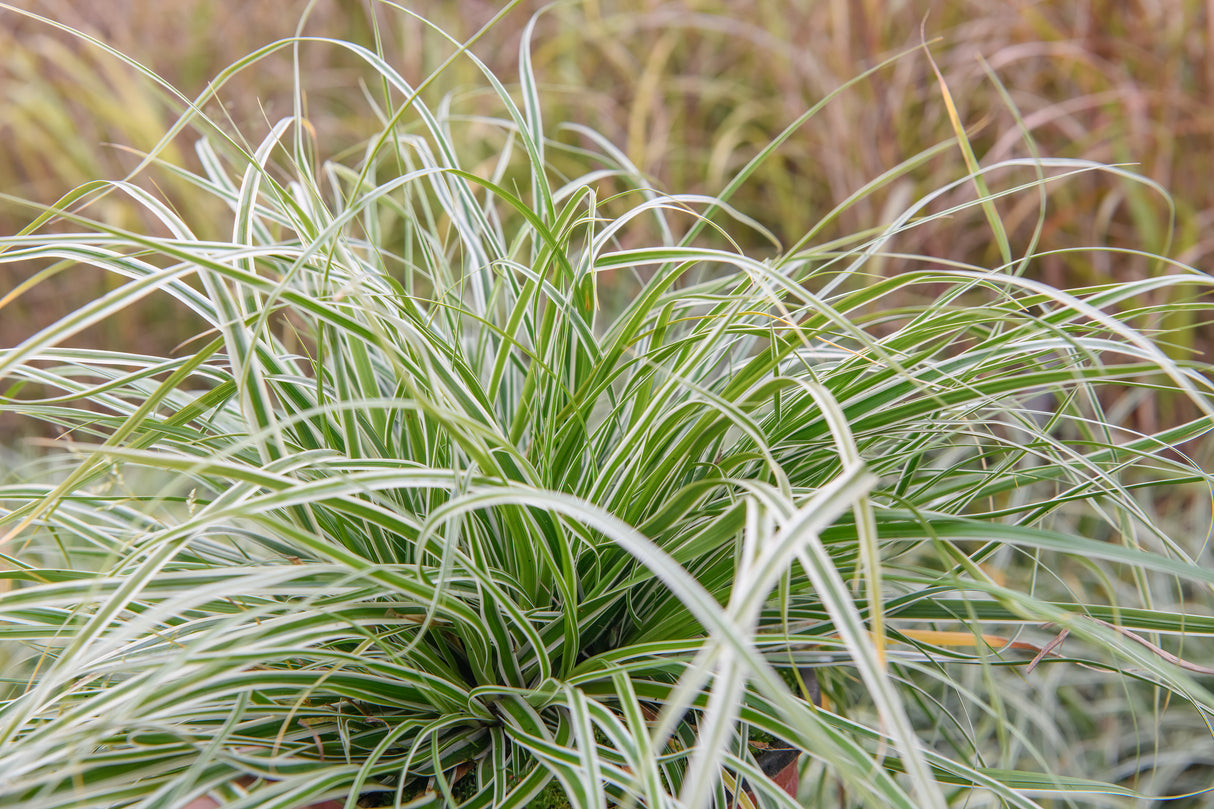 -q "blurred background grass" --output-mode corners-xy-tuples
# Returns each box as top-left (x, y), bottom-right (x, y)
(1, 0), (1212, 430)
